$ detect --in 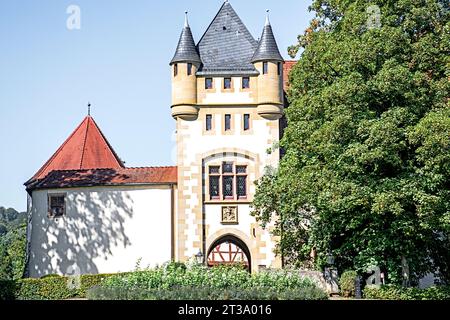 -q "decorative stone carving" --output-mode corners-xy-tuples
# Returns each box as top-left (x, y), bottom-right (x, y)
(221, 206), (238, 224)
